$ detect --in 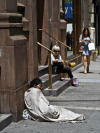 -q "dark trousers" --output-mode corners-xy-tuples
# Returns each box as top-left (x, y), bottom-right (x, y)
(52, 62), (73, 78)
